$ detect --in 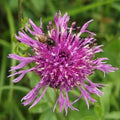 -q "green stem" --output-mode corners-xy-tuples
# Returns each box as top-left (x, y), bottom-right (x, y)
(18, 0), (22, 28)
(0, 39), (10, 48)
(13, 100), (26, 120)
(5, 3), (16, 103)
(9, 53), (16, 102)
(0, 86), (30, 93)
(0, 48), (8, 102)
